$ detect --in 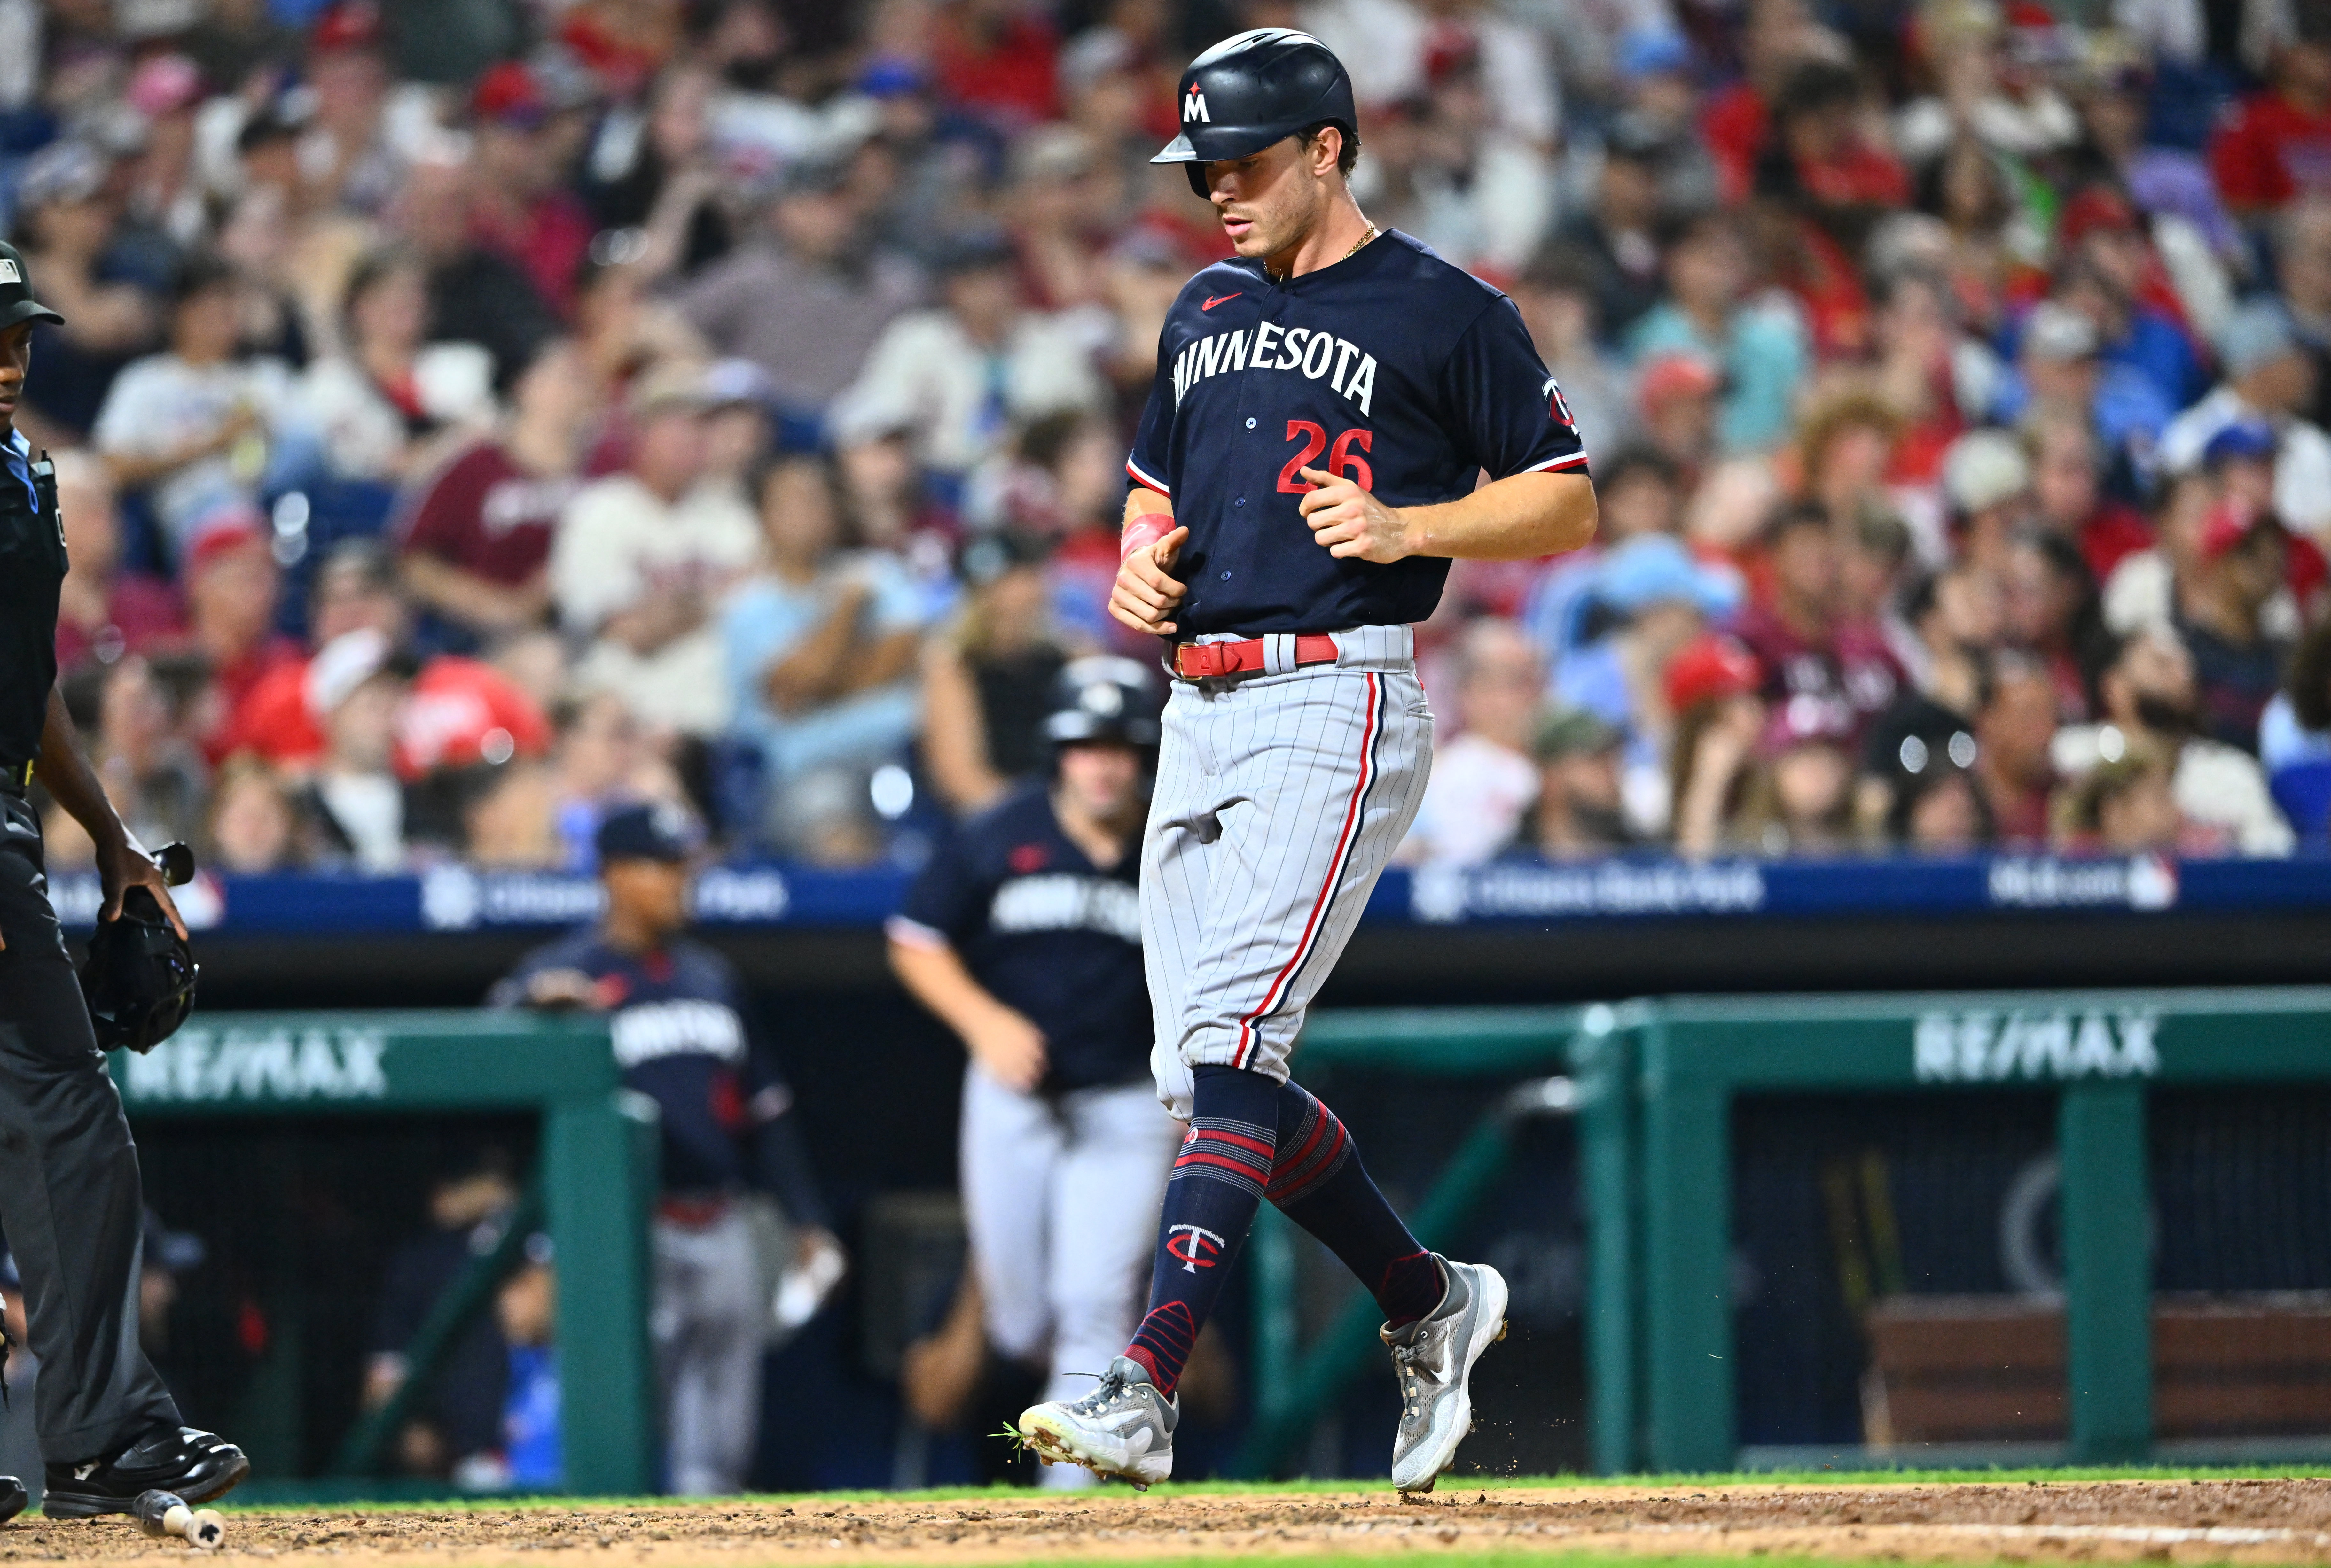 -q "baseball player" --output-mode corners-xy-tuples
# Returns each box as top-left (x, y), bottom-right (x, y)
(0, 241), (248, 1523)
(493, 803), (837, 1495)
(888, 657), (1180, 1490)
(1014, 32), (1598, 1492)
